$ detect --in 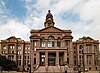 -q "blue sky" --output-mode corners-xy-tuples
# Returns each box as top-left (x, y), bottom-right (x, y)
(0, 0), (100, 41)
